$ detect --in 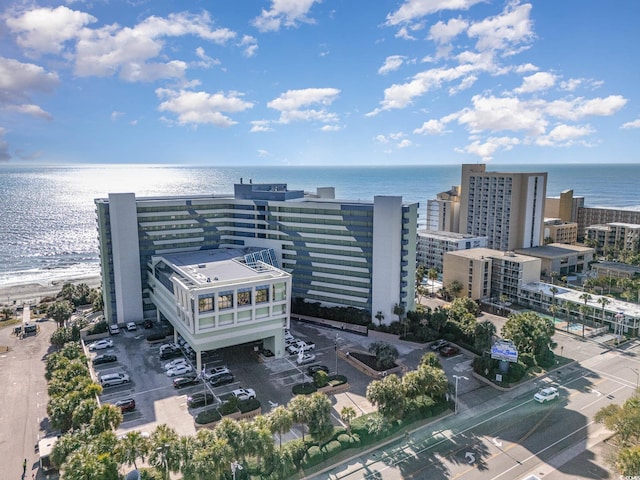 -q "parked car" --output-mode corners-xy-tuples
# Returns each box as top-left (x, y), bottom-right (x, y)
(534, 387), (559, 403)
(114, 398), (136, 412)
(159, 349), (183, 360)
(231, 388), (256, 401)
(307, 364), (329, 375)
(166, 364), (193, 377)
(100, 373), (130, 387)
(439, 346), (460, 357)
(93, 354), (117, 365)
(89, 339), (114, 351)
(126, 322), (137, 331)
(173, 375), (199, 389)
(108, 324), (120, 335)
(286, 341), (316, 355)
(164, 358), (188, 370)
(203, 366), (230, 379)
(284, 329), (294, 341)
(297, 353), (316, 365)
(187, 392), (215, 408)
(209, 373), (235, 387)
(430, 339), (449, 351)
